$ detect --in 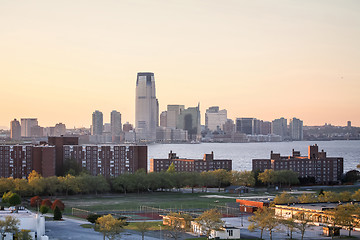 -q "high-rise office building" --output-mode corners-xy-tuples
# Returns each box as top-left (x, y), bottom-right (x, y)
(135, 72), (159, 142)
(260, 121), (272, 135)
(272, 117), (288, 140)
(236, 118), (255, 135)
(91, 110), (103, 135)
(10, 119), (21, 140)
(54, 123), (66, 136)
(111, 110), (122, 137)
(166, 105), (185, 129)
(160, 111), (167, 127)
(123, 122), (133, 132)
(177, 104), (201, 141)
(21, 118), (38, 137)
(205, 106), (227, 132)
(289, 117), (303, 140)
(223, 119), (235, 135)
(347, 121), (352, 128)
